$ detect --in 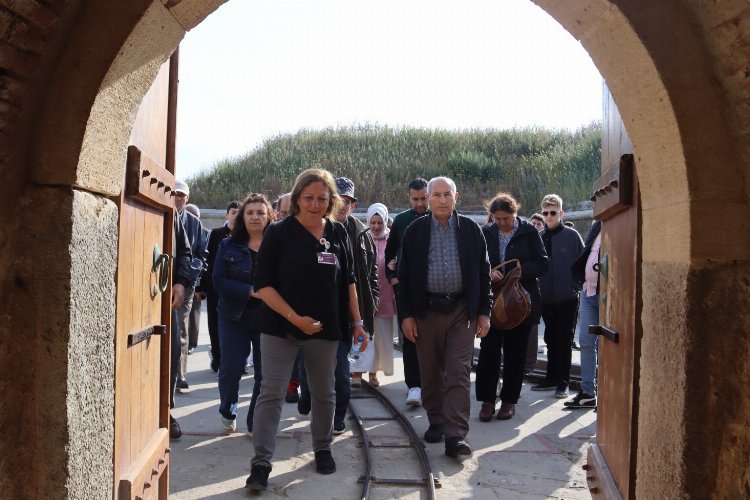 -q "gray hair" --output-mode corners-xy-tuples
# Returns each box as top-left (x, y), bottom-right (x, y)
(184, 203), (200, 218)
(427, 176), (457, 196)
